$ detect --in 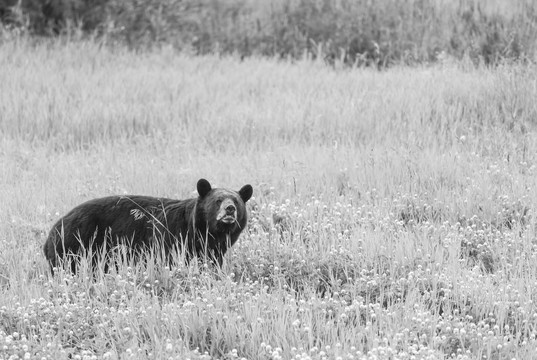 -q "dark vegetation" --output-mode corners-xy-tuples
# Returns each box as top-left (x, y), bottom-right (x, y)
(1, 0), (536, 66)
